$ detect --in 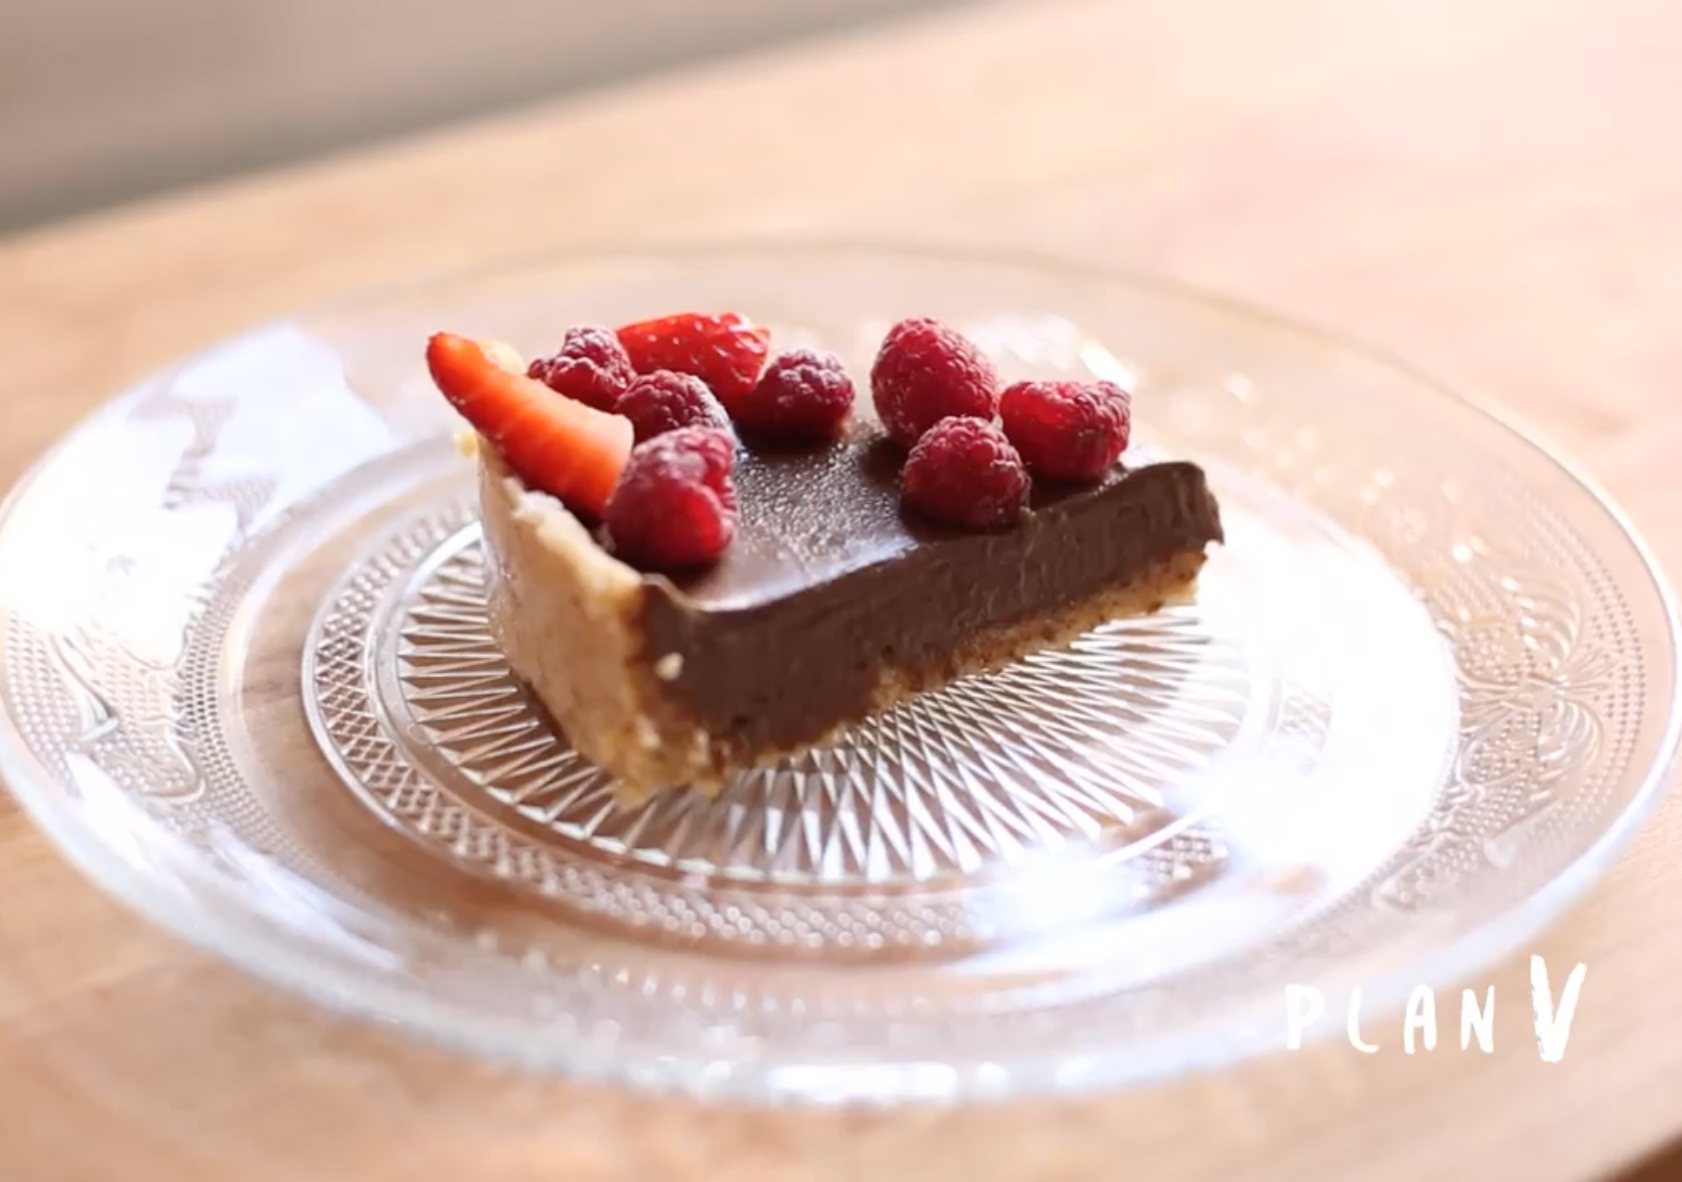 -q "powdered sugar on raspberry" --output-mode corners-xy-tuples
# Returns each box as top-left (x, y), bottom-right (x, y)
(734, 348), (855, 443)
(614, 370), (733, 444)
(526, 325), (637, 412)
(604, 427), (738, 570)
